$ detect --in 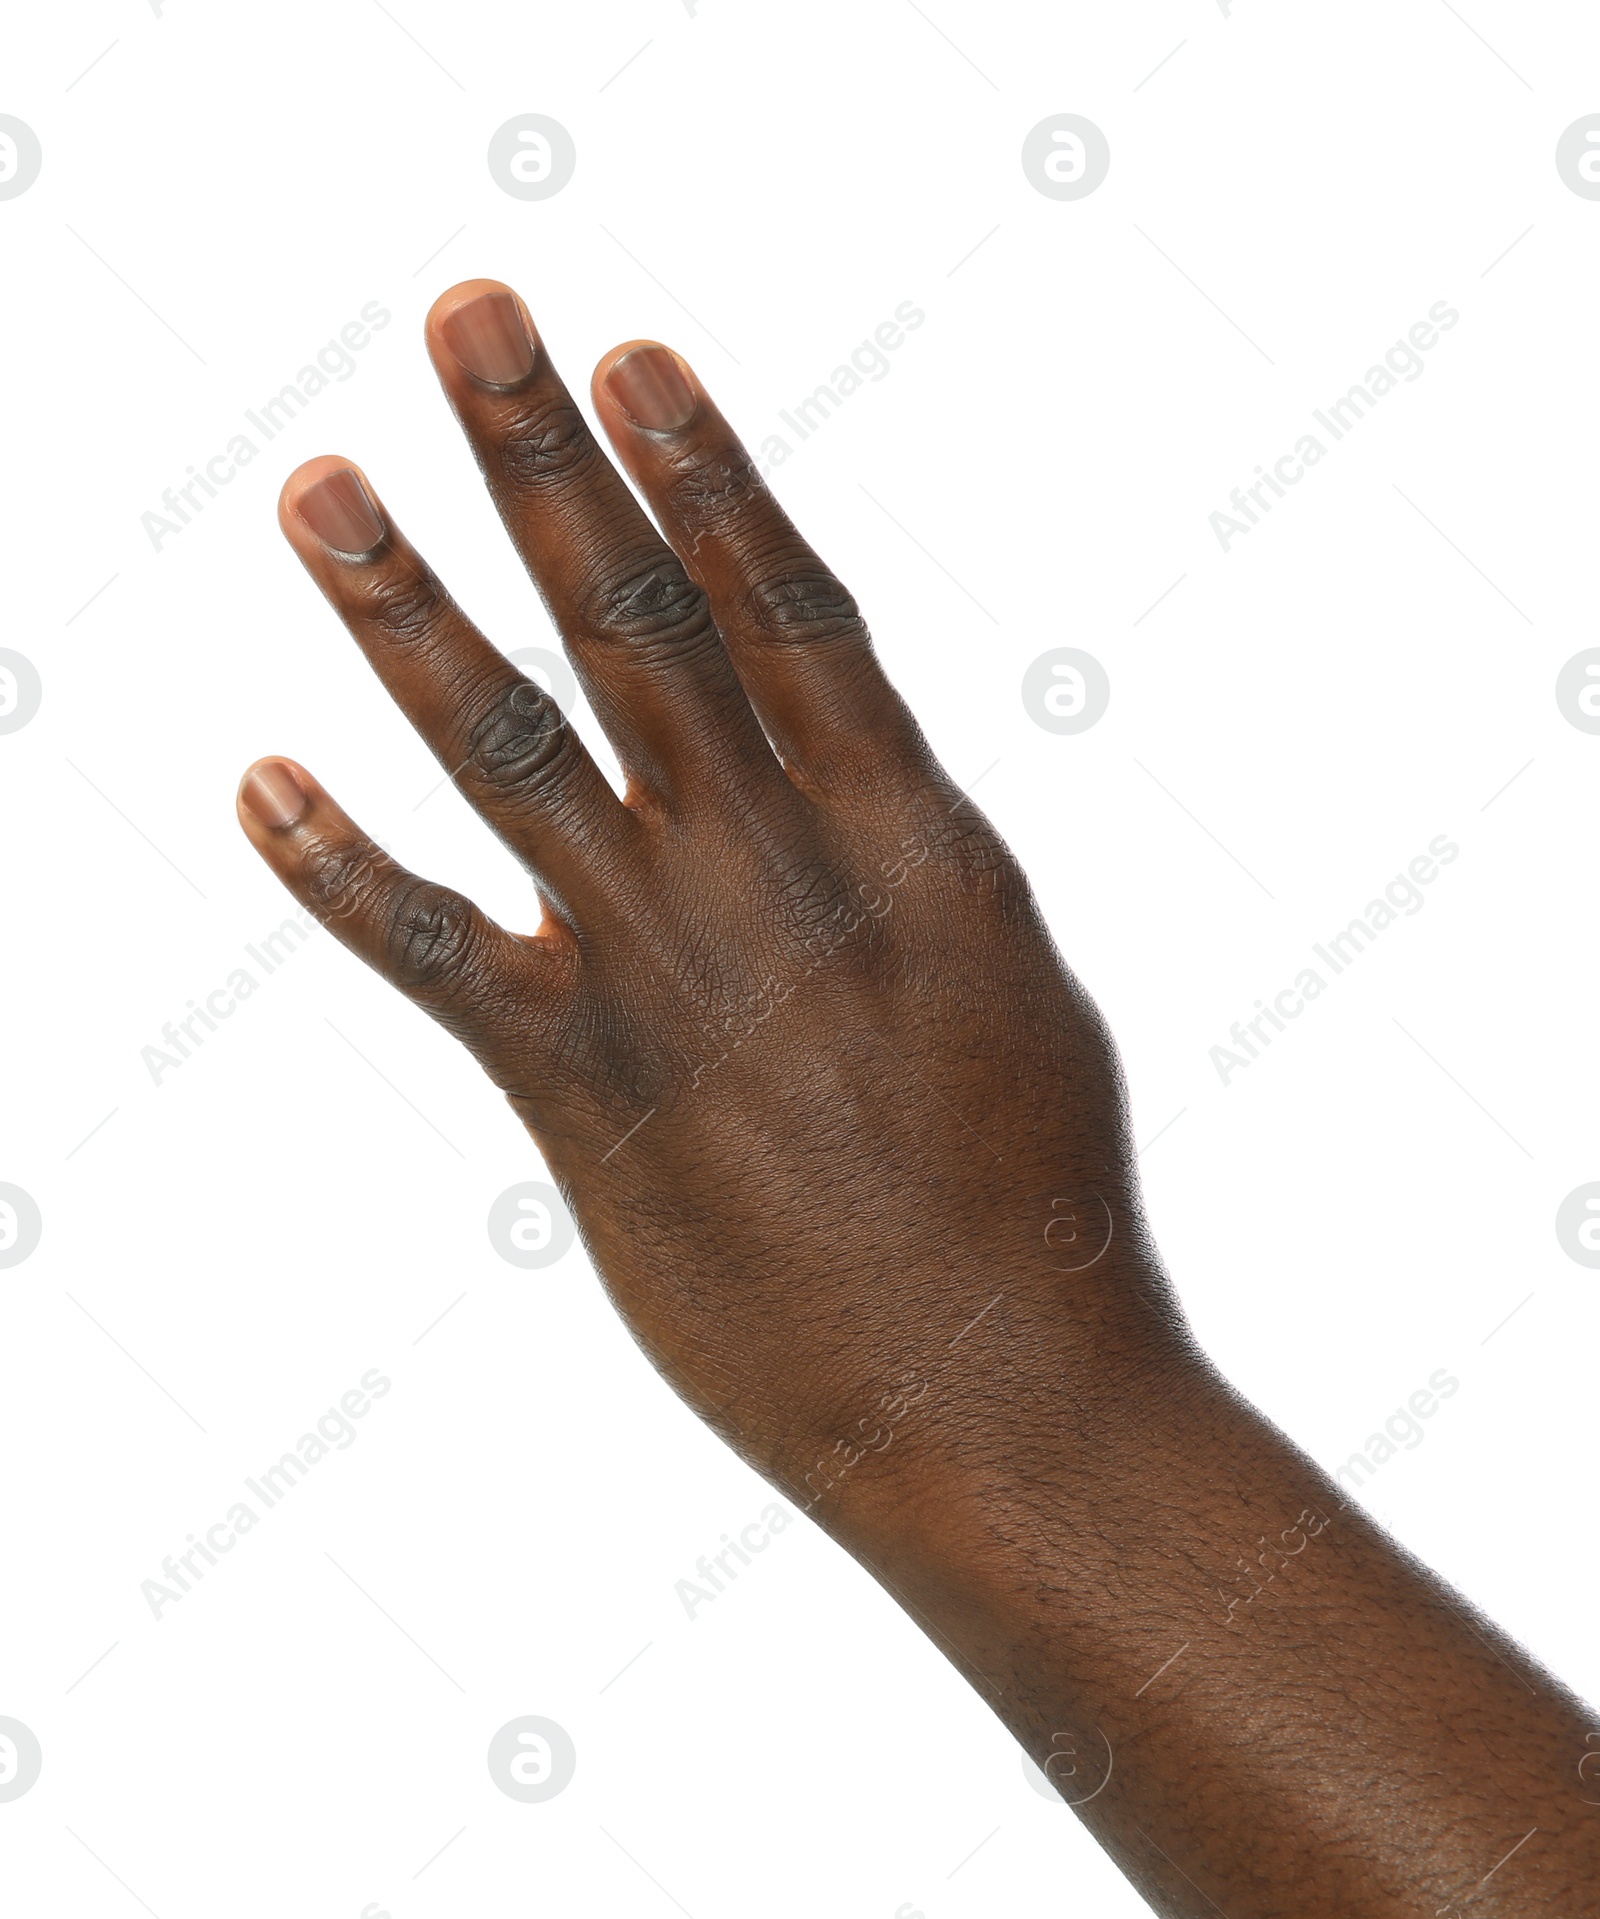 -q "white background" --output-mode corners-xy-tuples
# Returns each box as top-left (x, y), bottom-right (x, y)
(3, 2), (1599, 1914)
